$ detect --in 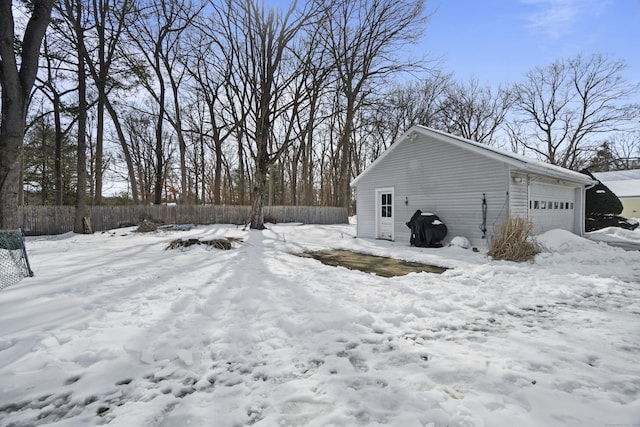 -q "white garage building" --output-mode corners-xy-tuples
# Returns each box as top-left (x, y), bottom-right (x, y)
(351, 126), (596, 248)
